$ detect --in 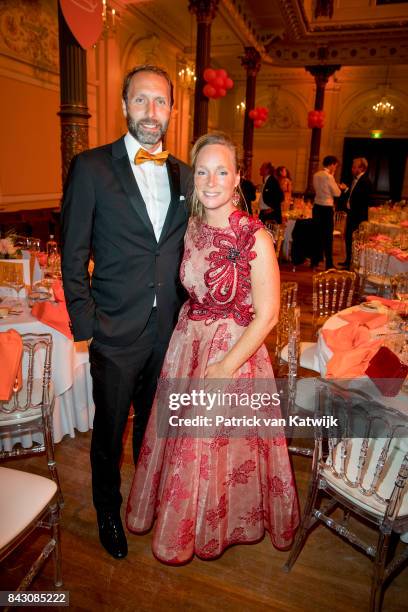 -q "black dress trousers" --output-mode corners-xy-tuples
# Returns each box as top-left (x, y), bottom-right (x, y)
(89, 308), (168, 513)
(311, 204), (334, 269)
